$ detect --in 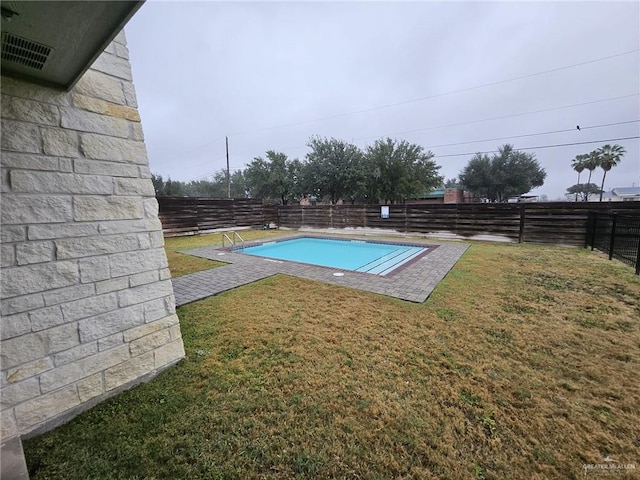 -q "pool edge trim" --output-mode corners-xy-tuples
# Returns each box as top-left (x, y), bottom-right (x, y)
(230, 234), (440, 278)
